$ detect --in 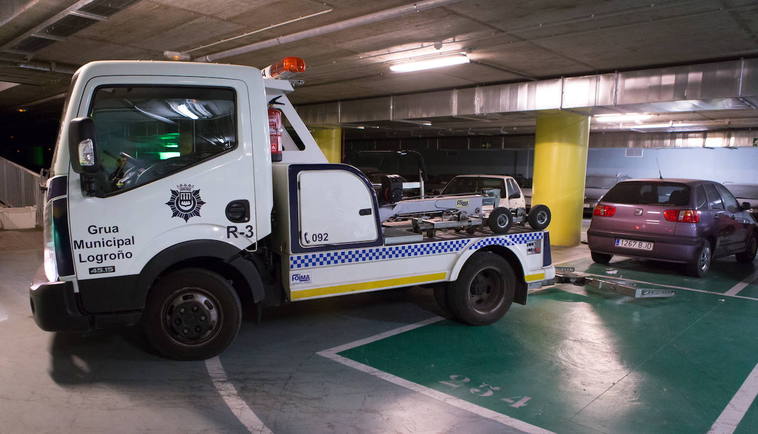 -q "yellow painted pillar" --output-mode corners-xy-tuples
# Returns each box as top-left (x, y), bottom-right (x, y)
(311, 127), (343, 163)
(531, 111), (590, 247)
